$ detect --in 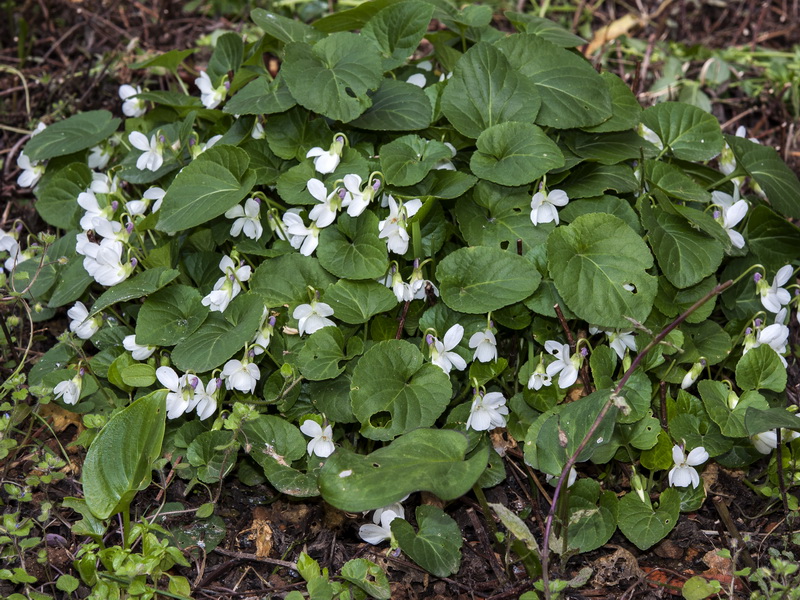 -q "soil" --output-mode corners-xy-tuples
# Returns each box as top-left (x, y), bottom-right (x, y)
(1, 0), (799, 598)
